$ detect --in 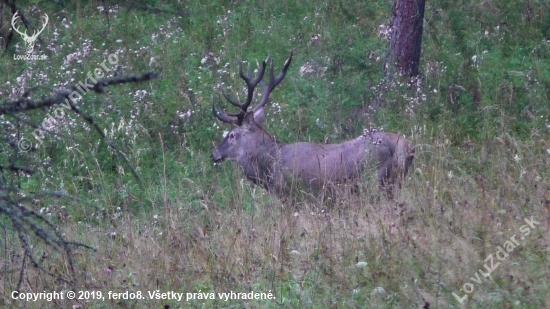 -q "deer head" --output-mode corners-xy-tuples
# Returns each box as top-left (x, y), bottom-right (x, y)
(211, 52), (293, 165)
